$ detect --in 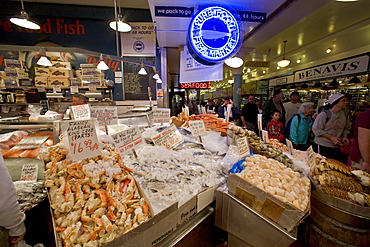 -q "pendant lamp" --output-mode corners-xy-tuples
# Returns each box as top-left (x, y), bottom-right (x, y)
(9, 0), (40, 30)
(225, 55), (244, 68)
(36, 48), (52, 66)
(138, 63), (147, 75)
(347, 76), (361, 84)
(97, 54), (109, 70)
(277, 41), (290, 67)
(110, 0), (132, 32)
